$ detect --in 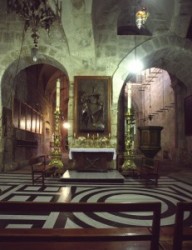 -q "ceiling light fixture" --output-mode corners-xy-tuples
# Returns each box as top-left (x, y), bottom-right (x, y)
(135, 7), (149, 29)
(7, 0), (62, 62)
